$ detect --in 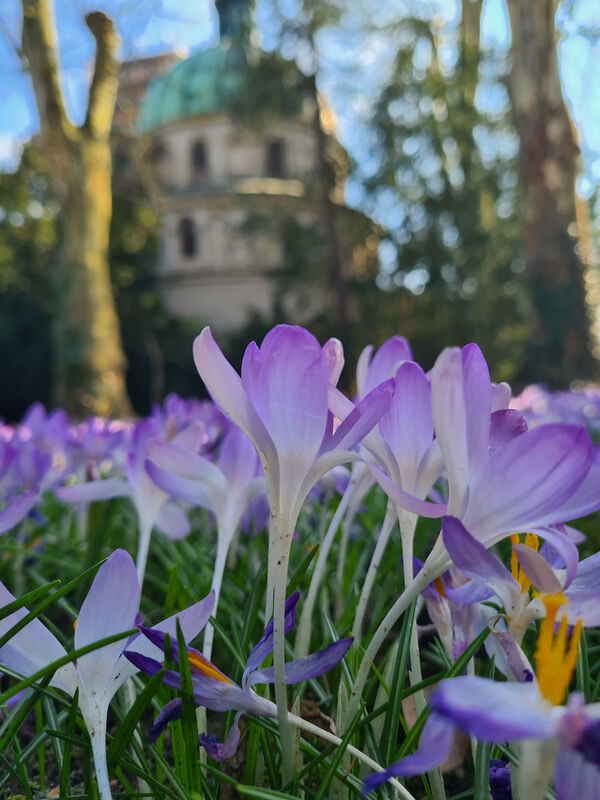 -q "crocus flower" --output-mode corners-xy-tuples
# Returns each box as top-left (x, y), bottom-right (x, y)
(441, 516), (600, 647)
(193, 324), (391, 773)
(362, 594), (599, 800)
(0, 486), (39, 535)
(56, 419), (205, 584)
(0, 549), (214, 800)
(125, 591), (352, 760)
(146, 426), (266, 659)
